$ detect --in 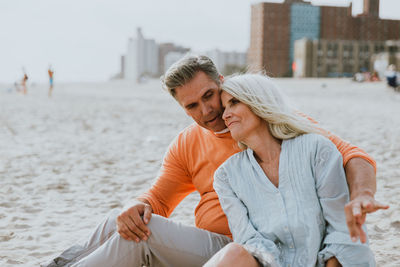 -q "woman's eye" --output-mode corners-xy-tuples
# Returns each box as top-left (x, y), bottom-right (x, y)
(231, 99), (239, 105)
